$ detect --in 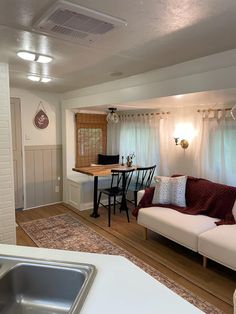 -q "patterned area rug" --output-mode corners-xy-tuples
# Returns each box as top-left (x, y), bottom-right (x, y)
(19, 213), (222, 313)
